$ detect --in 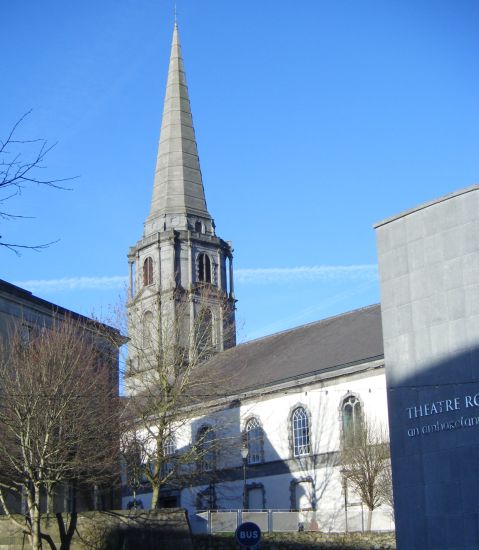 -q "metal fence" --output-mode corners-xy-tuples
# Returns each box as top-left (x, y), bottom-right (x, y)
(189, 509), (365, 535)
